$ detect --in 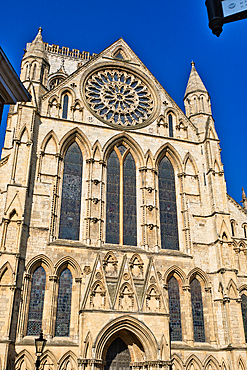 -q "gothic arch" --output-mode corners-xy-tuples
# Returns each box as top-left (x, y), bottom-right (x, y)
(203, 355), (220, 370)
(159, 334), (169, 361)
(183, 152), (198, 175)
(103, 132), (144, 166)
(93, 315), (157, 361)
(83, 331), (93, 358)
(91, 280), (106, 294)
(221, 359), (228, 370)
(54, 256), (82, 278)
(172, 354), (184, 370)
(59, 127), (91, 158)
(239, 284), (247, 294)
(48, 94), (59, 105)
(129, 253), (143, 266)
(164, 107), (178, 122)
(187, 267), (210, 288)
(18, 126), (29, 142)
(185, 355), (202, 370)
(41, 130), (59, 153)
(112, 47), (129, 60)
(103, 251), (118, 265)
(92, 140), (103, 161)
(15, 350), (35, 370)
(58, 351), (78, 370)
(59, 87), (76, 106)
(40, 350), (57, 370)
(164, 265), (186, 285)
(26, 254), (53, 276)
(145, 149), (154, 167)
(226, 279), (238, 298)
(238, 357), (247, 370)
(154, 142), (183, 173)
(0, 261), (14, 285)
